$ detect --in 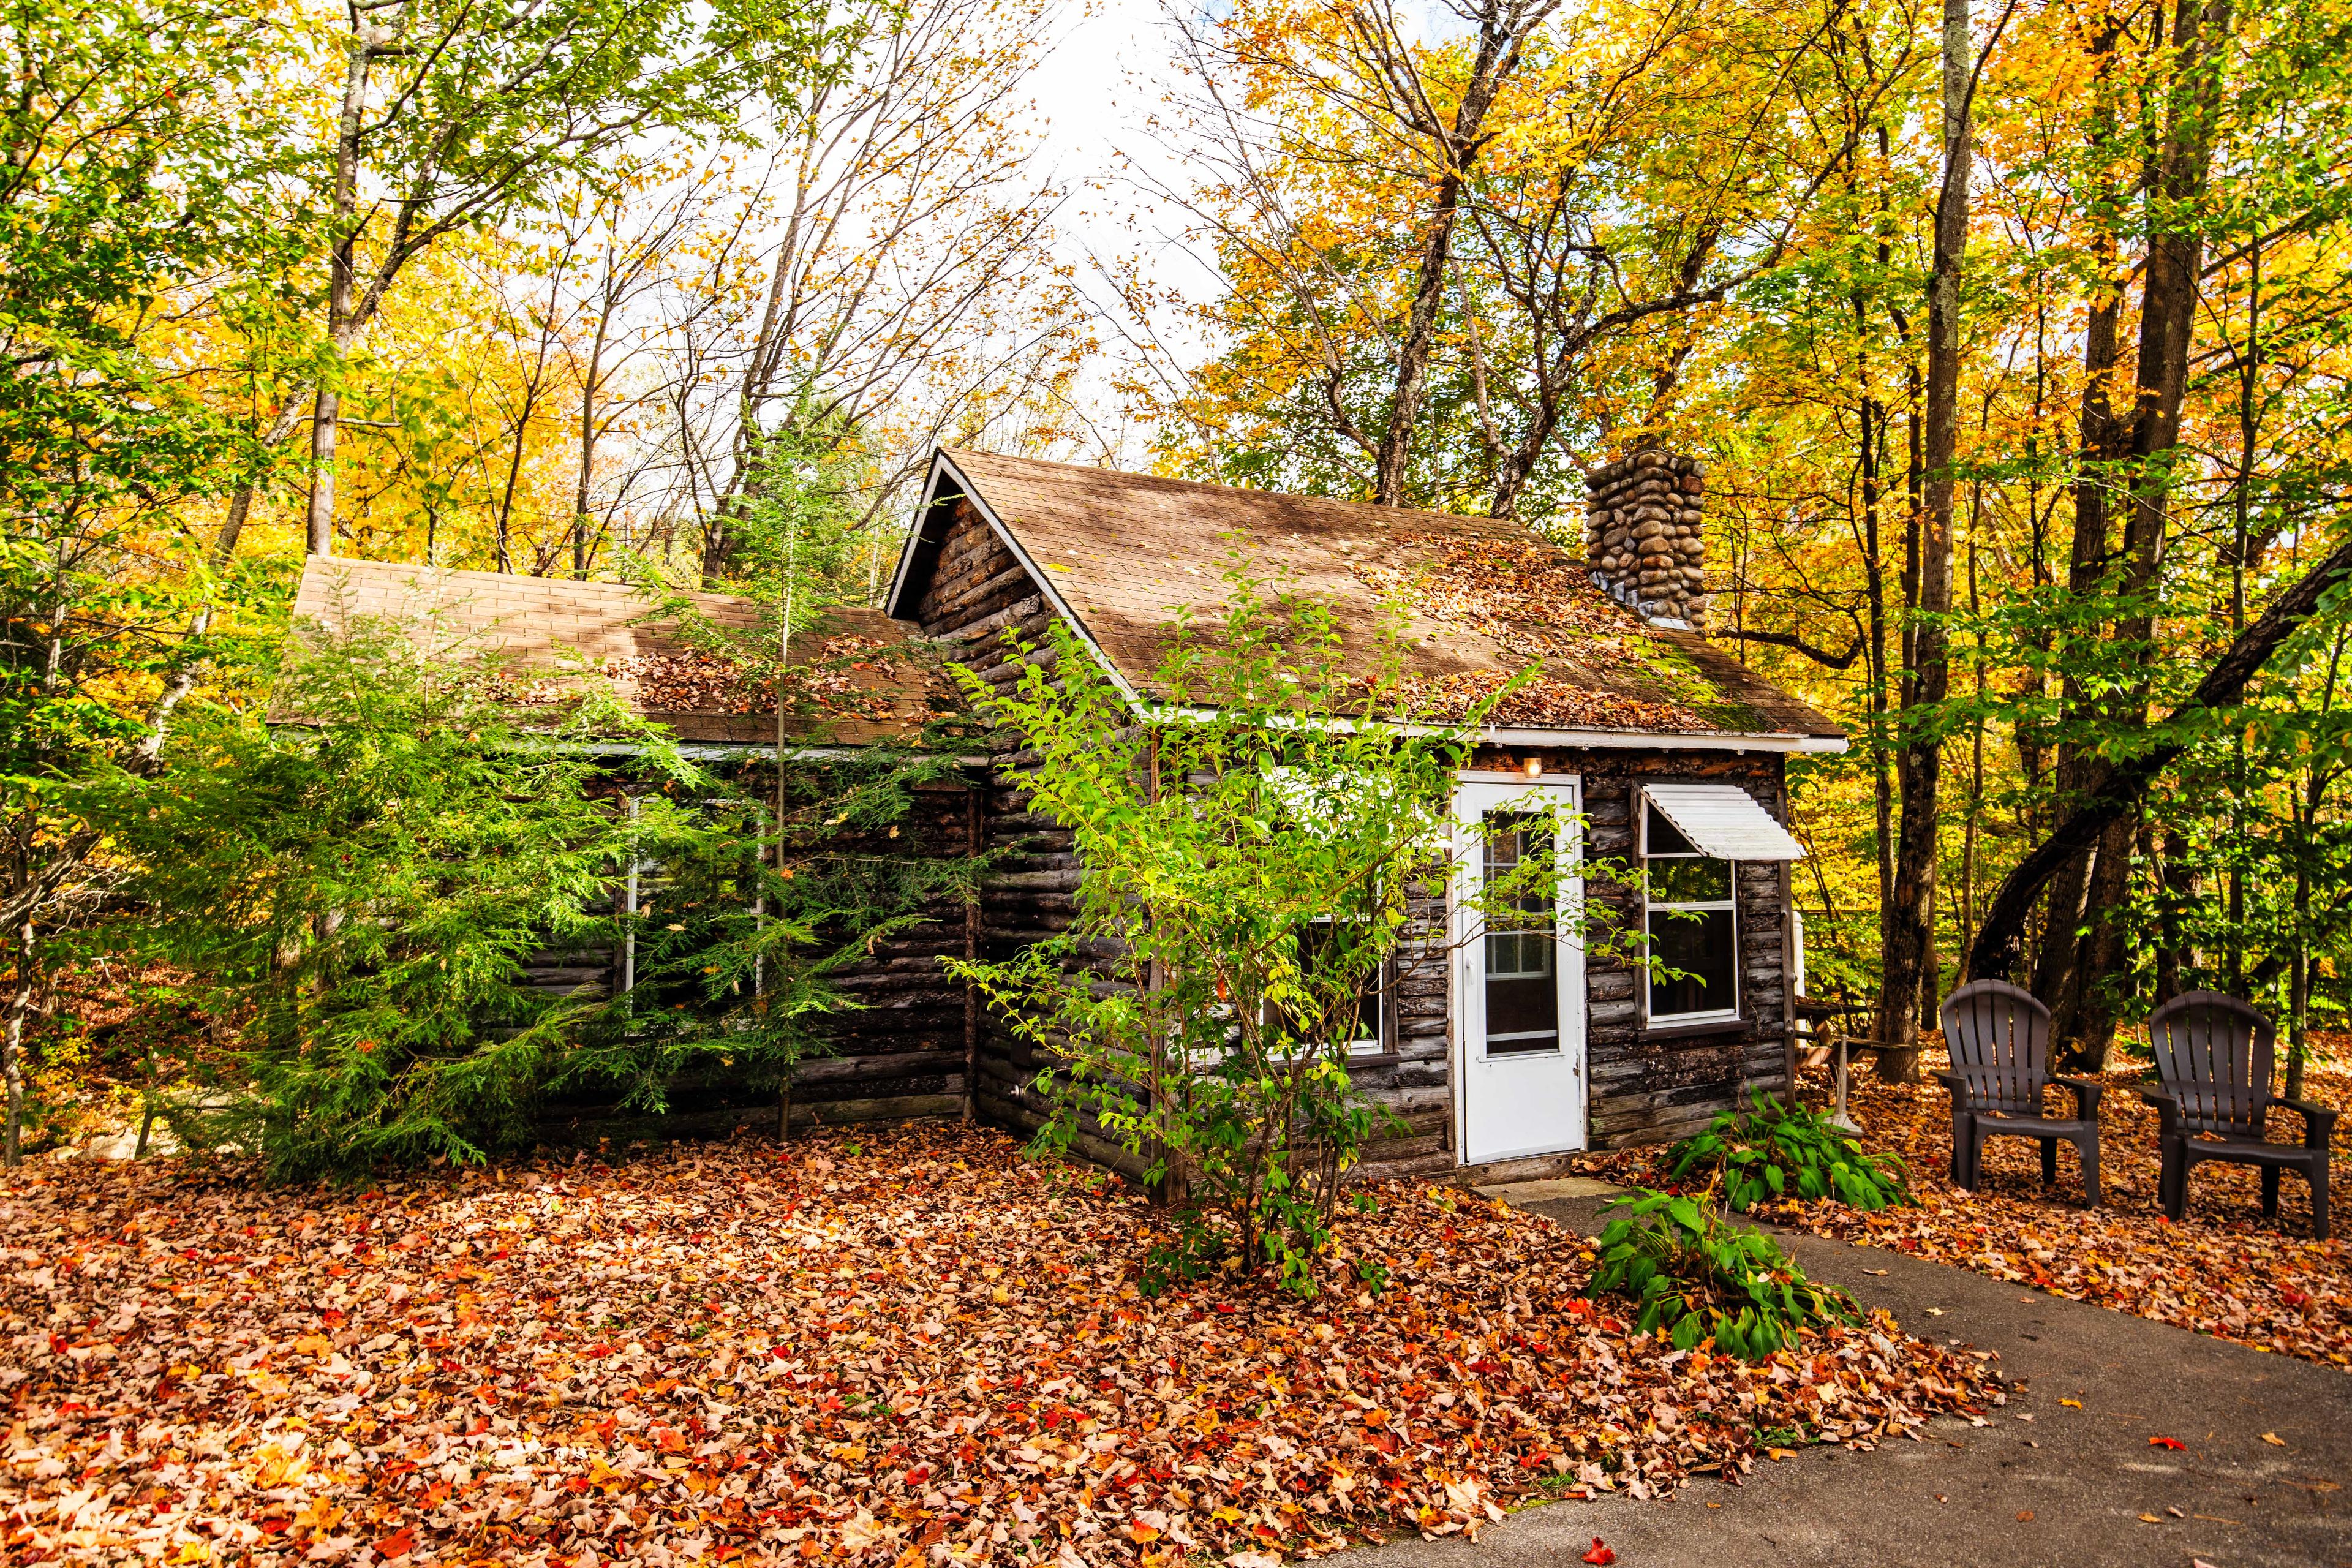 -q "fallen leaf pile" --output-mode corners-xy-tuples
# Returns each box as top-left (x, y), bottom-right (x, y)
(1593, 1049), (2352, 1371)
(612, 636), (938, 722)
(1344, 536), (1714, 732)
(1379, 669), (1706, 735)
(2, 1126), (1997, 1566)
